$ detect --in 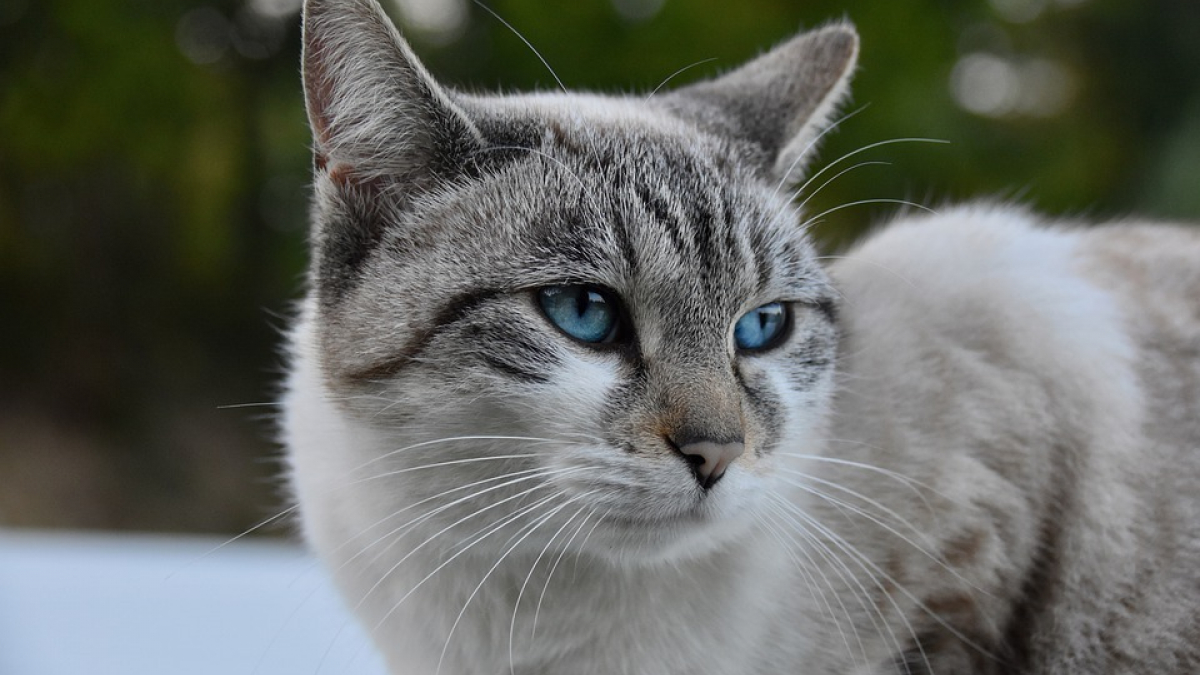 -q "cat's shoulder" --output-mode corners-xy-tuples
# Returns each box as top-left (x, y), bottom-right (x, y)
(834, 204), (1077, 293)
(833, 202), (1200, 295)
(828, 204), (1153, 408)
(830, 204), (1111, 330)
